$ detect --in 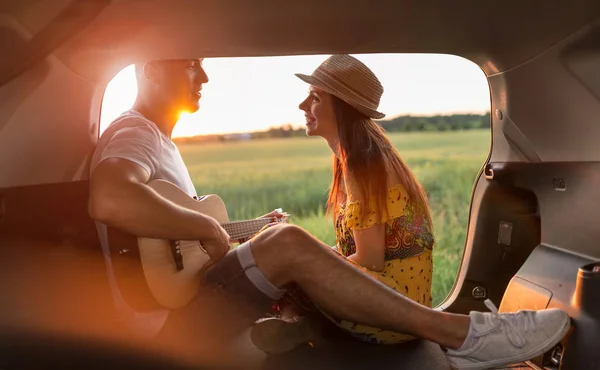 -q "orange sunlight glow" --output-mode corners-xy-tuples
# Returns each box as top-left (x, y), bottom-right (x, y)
(100, 54), (490, 138)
